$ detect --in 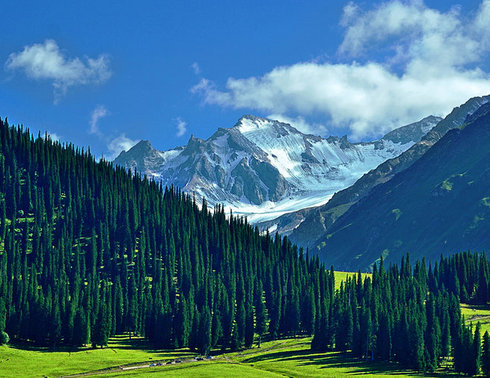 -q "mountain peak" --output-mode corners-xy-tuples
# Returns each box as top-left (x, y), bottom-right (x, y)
(381, 116), (442, 144)
(113, 139), (150, 161)
(233, 114), (304, 139)
(115, 112), (437, 224)
(234, 115), (275, 130)
(133, 139), (153, 150)
(238, 114), (270, 122)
